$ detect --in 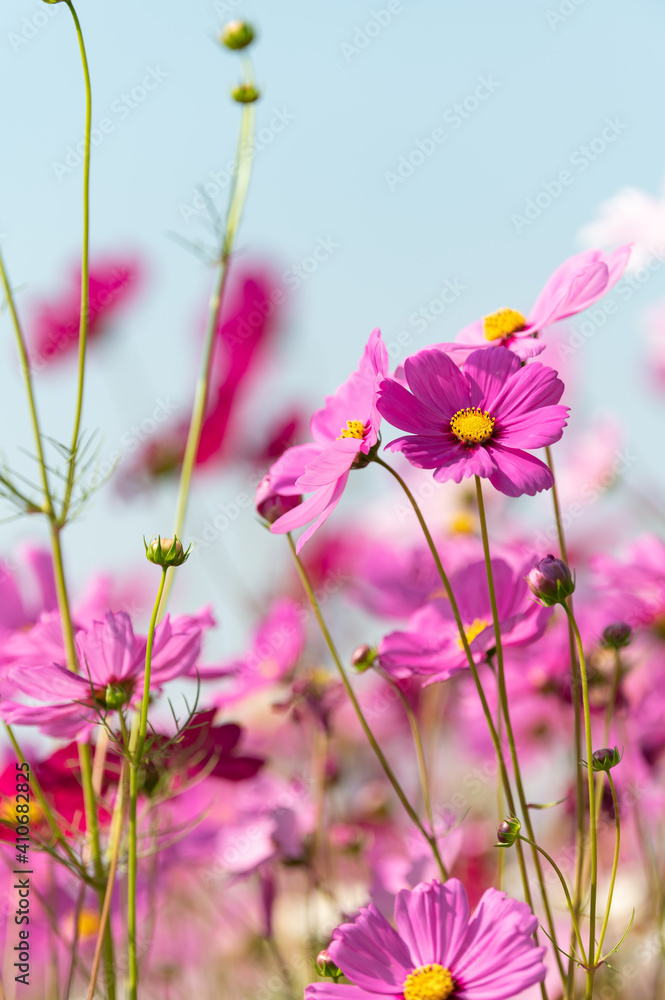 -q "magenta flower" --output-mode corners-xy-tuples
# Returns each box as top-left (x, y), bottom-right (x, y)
(306, 878), (546, 1000)
(30, 257), (140, 369)
(379, 557), (552, 683)
(452, 246), (631, 360)
(267, 328), (389, 553)
(377, 348), (568, 497)
(0, 608), (214, 739)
